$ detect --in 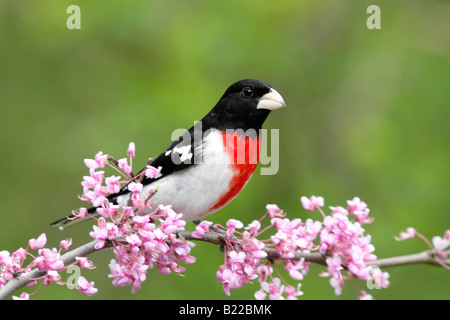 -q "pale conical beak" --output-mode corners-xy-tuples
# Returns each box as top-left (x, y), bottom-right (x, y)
(257, 88), (286, 110)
